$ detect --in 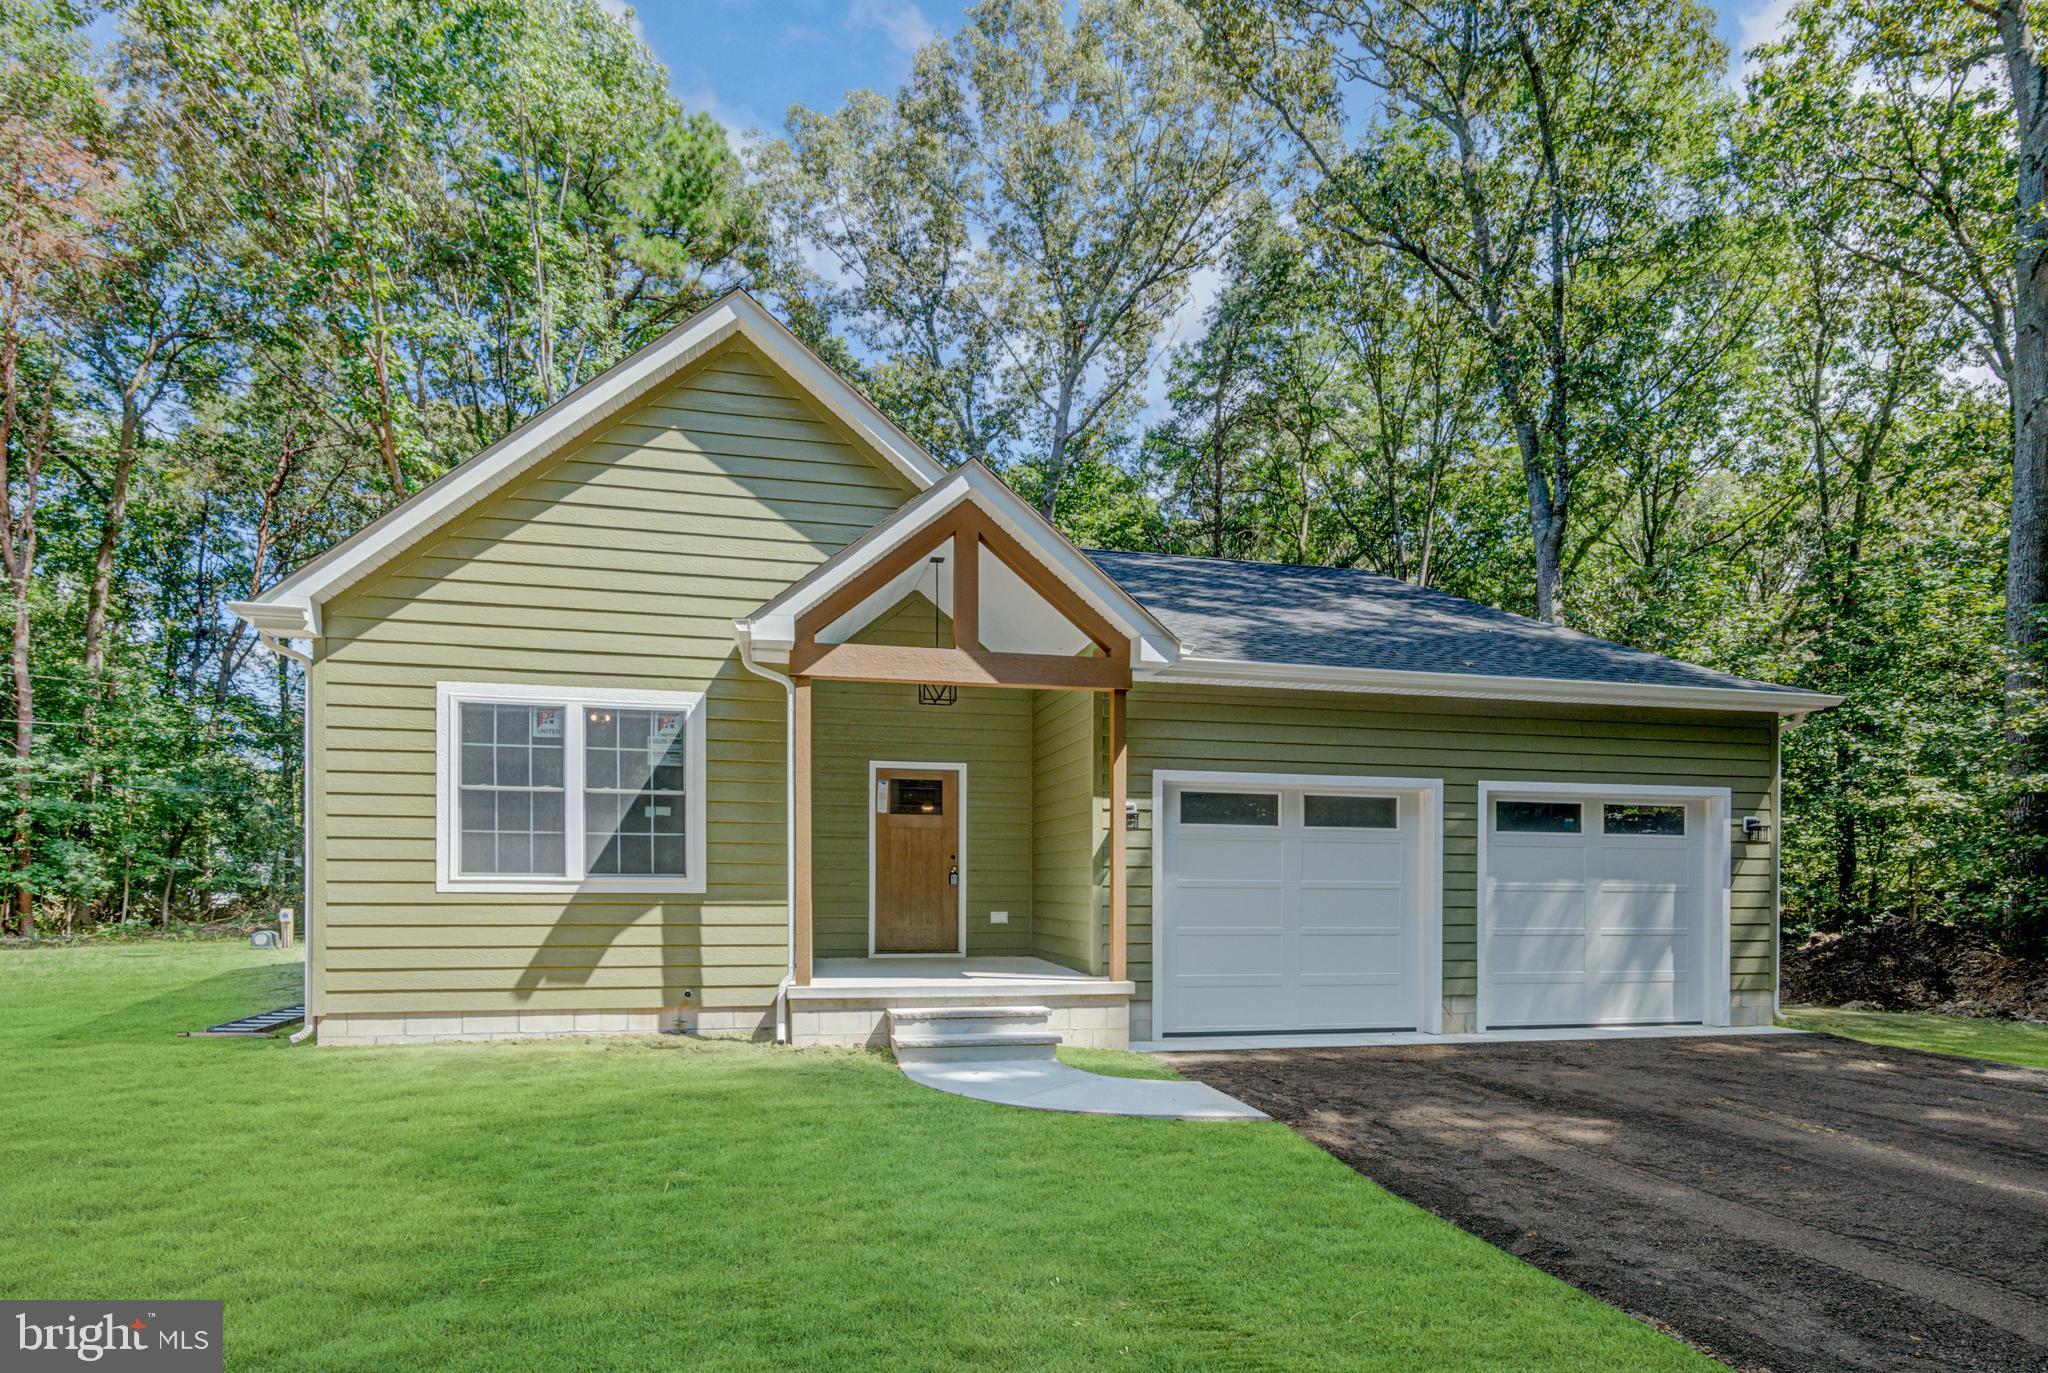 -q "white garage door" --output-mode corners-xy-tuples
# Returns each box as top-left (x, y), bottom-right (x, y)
(1483, 793), (1709, 1029)
(1158, 782), (1427, 1036)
